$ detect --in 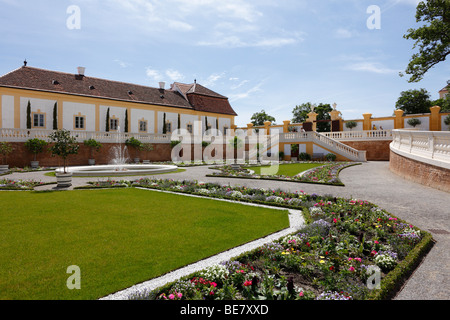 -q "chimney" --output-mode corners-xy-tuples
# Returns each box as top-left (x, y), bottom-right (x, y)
(77, 66), (86, 76)
(159, 81), (165, 90)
